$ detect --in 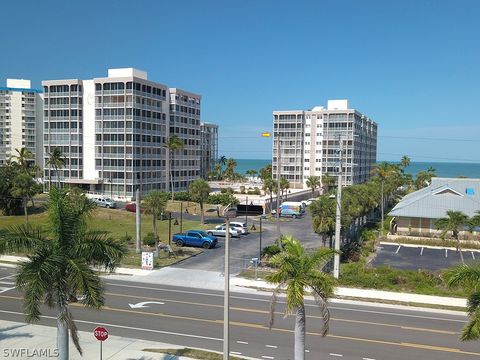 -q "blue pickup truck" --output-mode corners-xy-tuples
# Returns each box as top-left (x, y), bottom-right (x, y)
(172, 230), (218, 249)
